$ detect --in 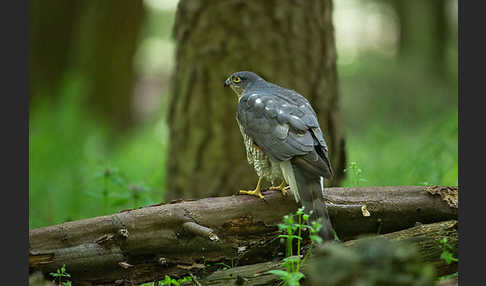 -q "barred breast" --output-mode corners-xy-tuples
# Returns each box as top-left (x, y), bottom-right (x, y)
(237, 120), (283, 185)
